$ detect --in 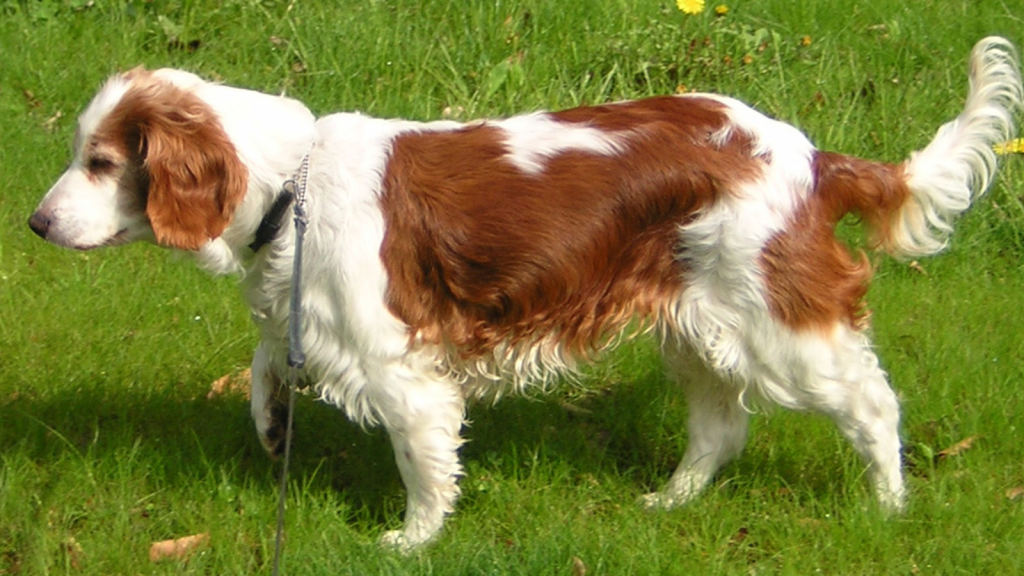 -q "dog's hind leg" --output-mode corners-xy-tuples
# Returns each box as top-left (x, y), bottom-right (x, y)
(787, 326), (905, 511)
(685, 320), (904, 511)
(643, 345), (749, 509)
